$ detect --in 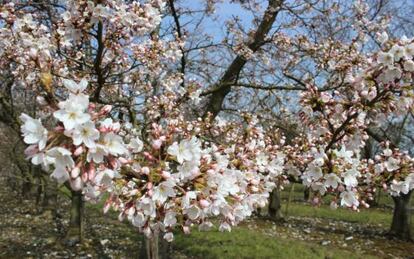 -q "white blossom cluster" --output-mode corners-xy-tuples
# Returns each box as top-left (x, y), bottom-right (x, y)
(21, 79), (125, 194)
